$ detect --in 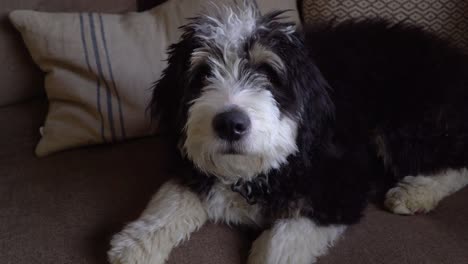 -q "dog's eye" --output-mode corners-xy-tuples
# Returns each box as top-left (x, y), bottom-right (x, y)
(195, 63), (212, 79)
(257, 63), (283, 86)
(190, 63), (212, 88)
